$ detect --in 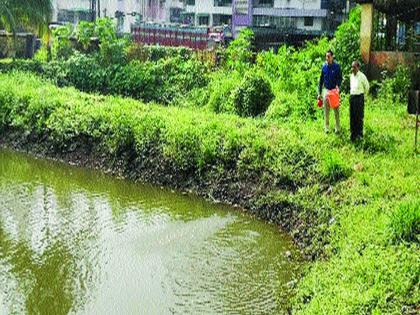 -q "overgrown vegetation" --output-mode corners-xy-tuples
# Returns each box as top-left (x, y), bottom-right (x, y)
(0, 6), (419, 315)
